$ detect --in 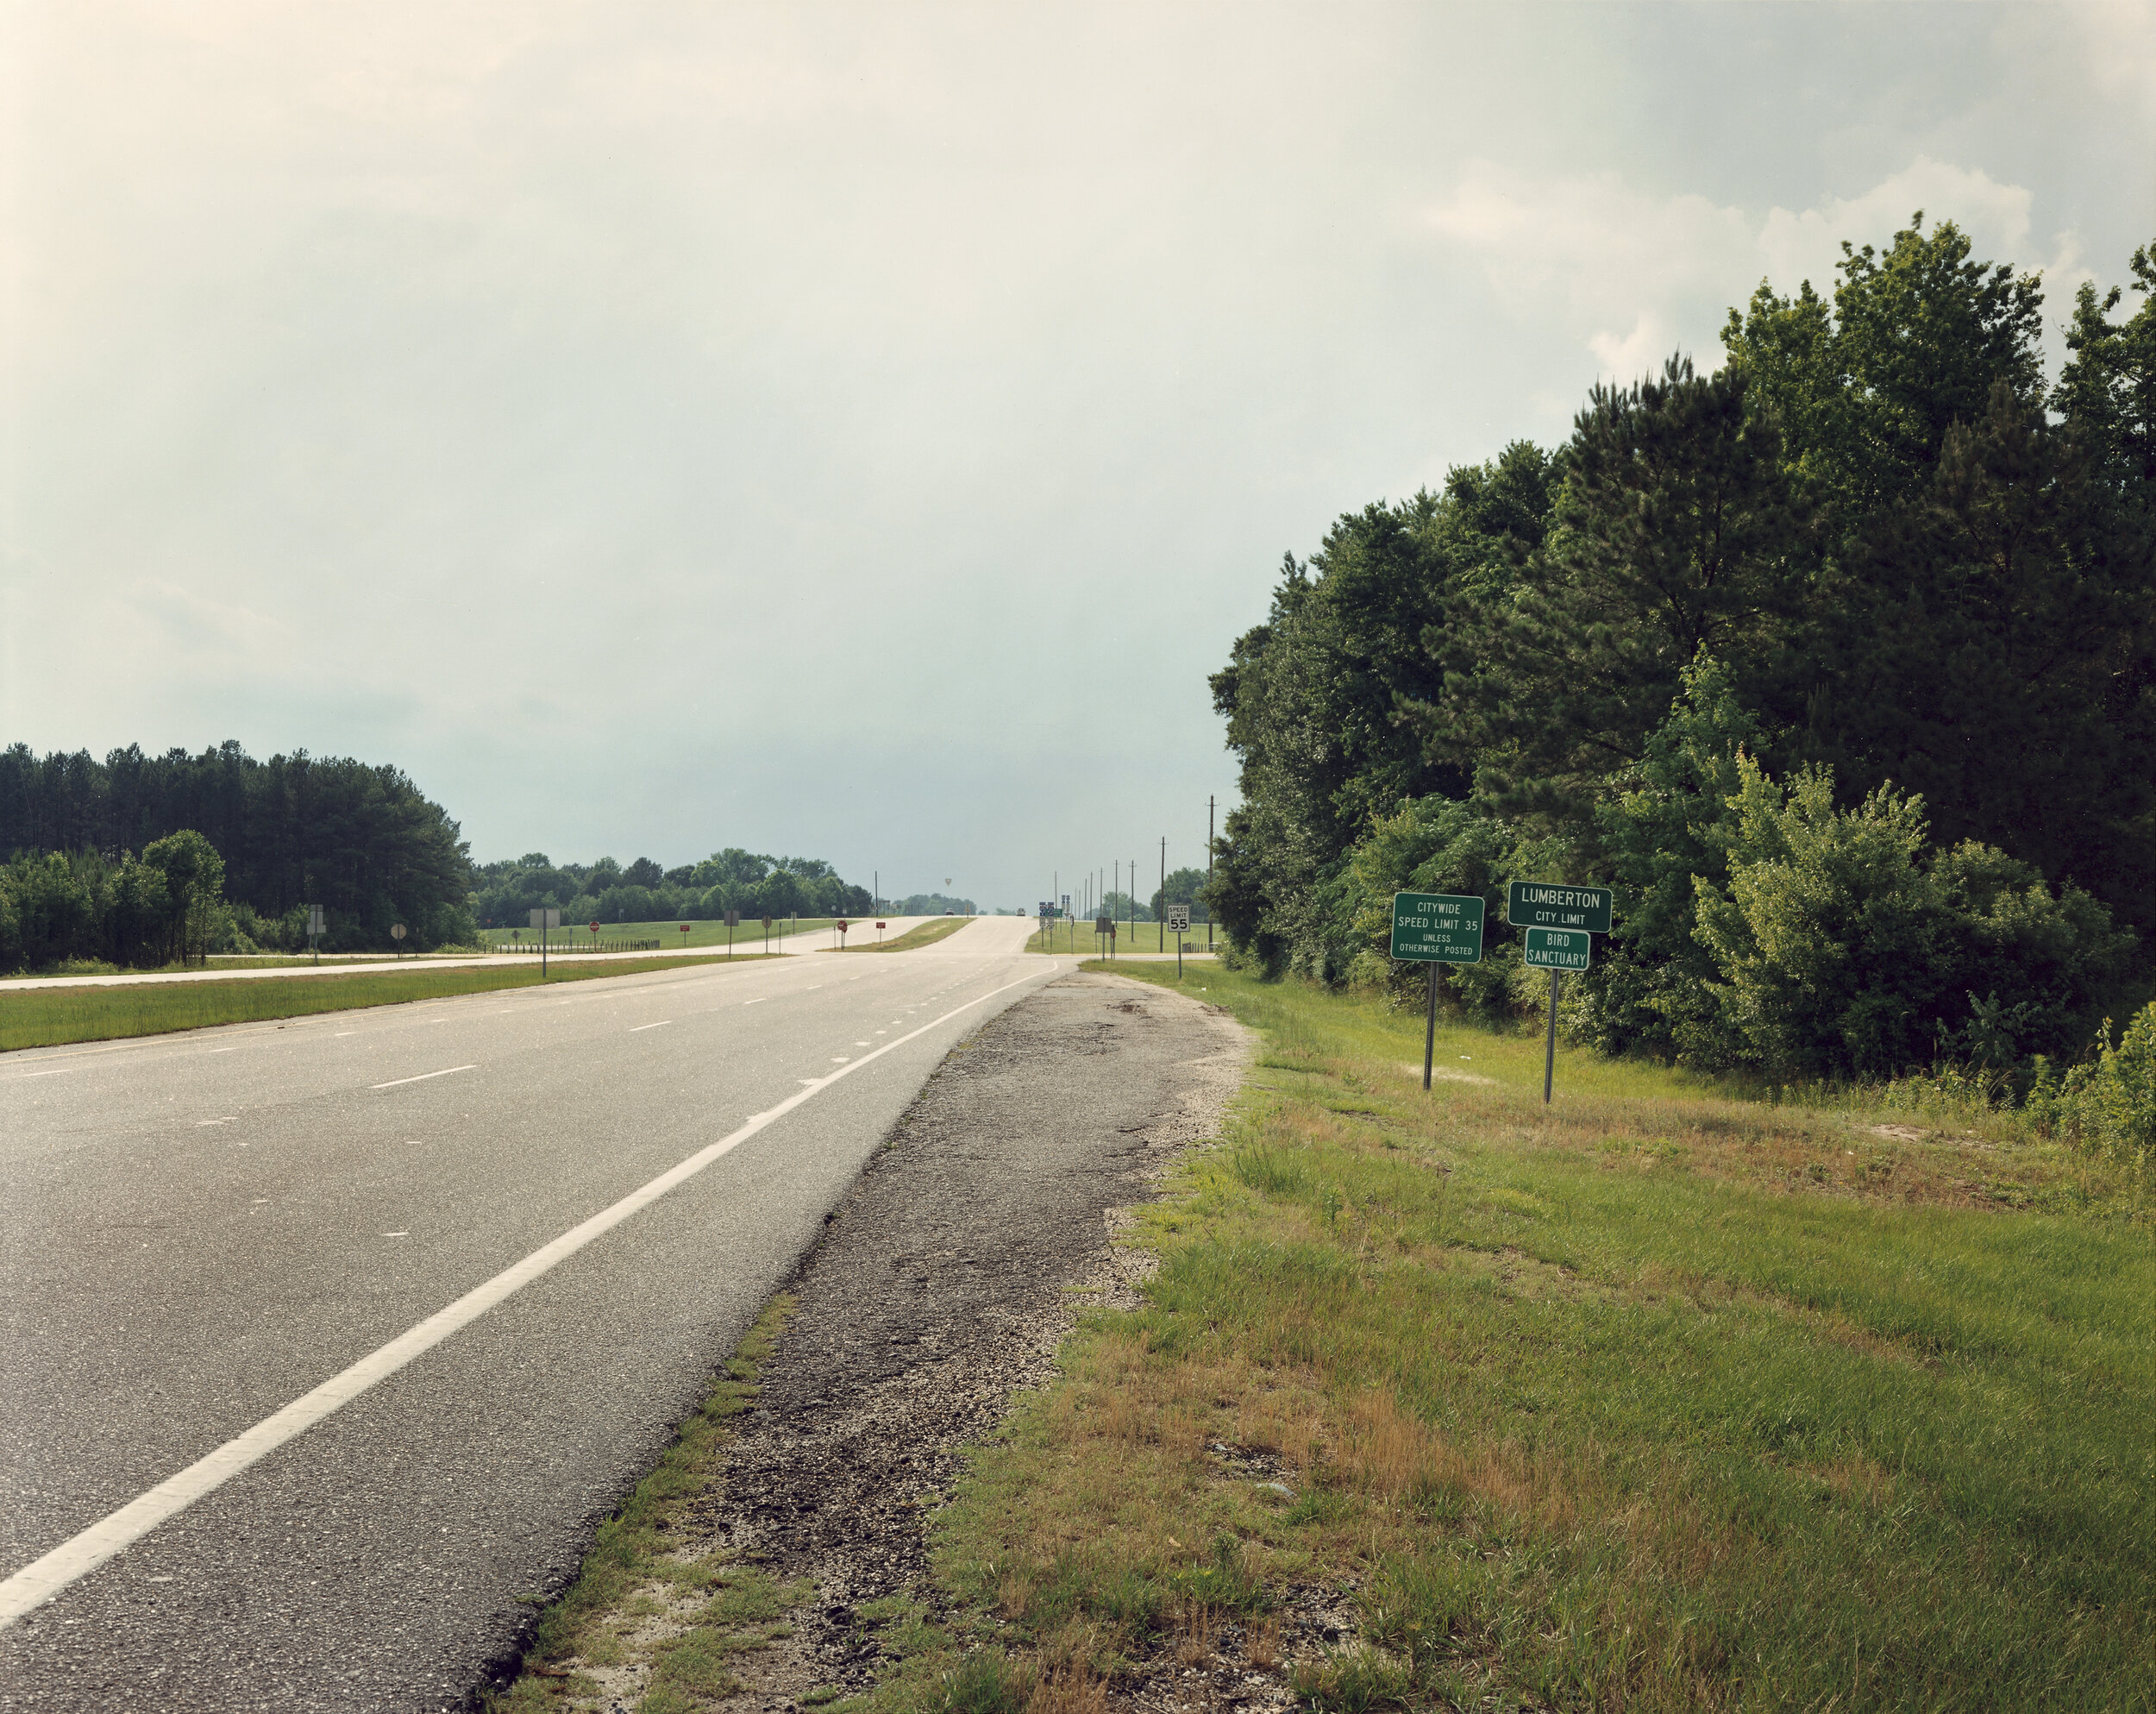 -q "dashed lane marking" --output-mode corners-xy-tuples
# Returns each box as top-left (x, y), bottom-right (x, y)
(0, 964), (1046, 1629)
(369, 1065), (477, 1091)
